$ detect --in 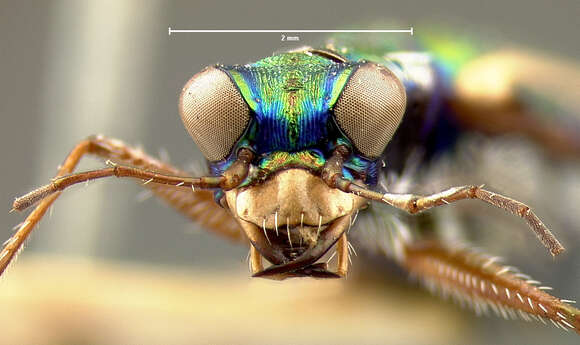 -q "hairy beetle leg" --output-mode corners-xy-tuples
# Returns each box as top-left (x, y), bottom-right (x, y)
(402, 241), (580, 333)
